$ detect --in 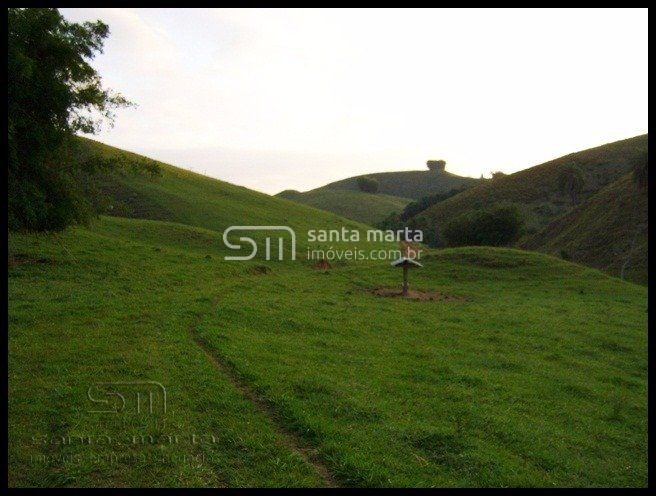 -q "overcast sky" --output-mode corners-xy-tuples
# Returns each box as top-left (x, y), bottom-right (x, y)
(60, 8), (648, 194)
